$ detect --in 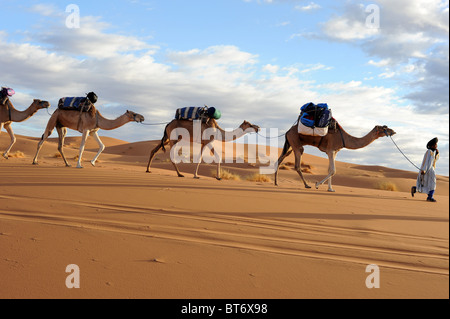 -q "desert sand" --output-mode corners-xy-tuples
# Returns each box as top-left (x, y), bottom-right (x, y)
(0, 134), (448, 299)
